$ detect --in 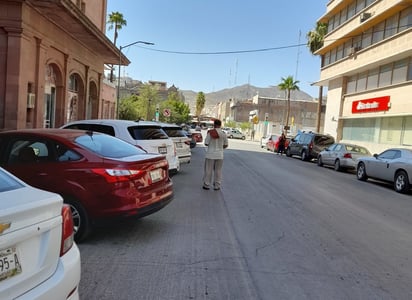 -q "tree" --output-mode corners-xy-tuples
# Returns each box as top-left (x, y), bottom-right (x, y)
(138, 84), (160, 120)
(107, 12), (127, 81)
(307, 22), (327, 132)
(278, 76), (300, 133)
(119, 95), (140, 120)
(195, 92), (206, 118)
